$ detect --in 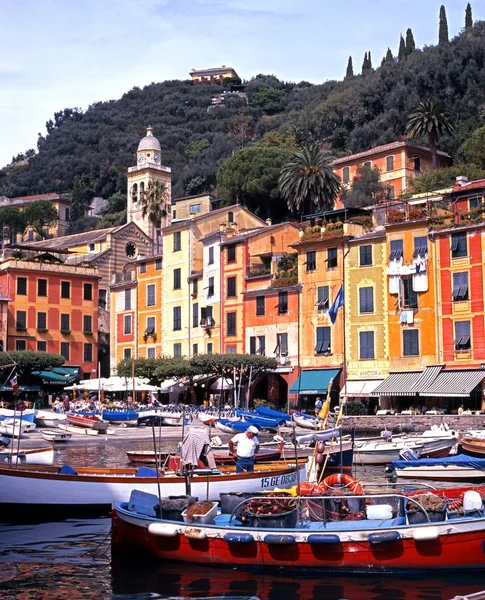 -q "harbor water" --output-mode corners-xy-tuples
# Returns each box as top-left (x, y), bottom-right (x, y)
(2, 436), (485, 599)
